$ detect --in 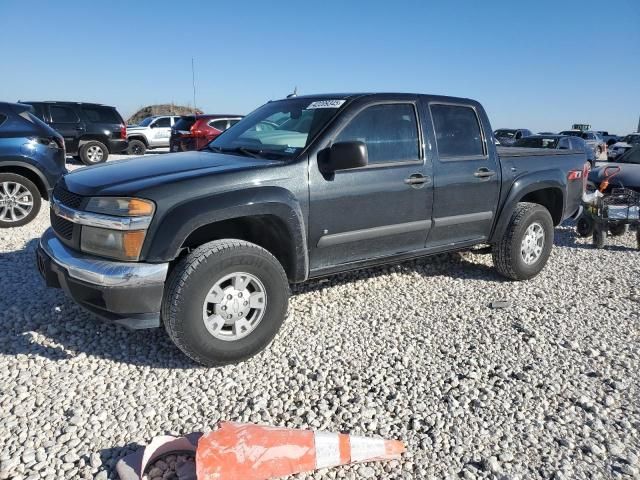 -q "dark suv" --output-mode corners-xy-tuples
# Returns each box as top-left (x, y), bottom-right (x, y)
(21, 101), (127, 165)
